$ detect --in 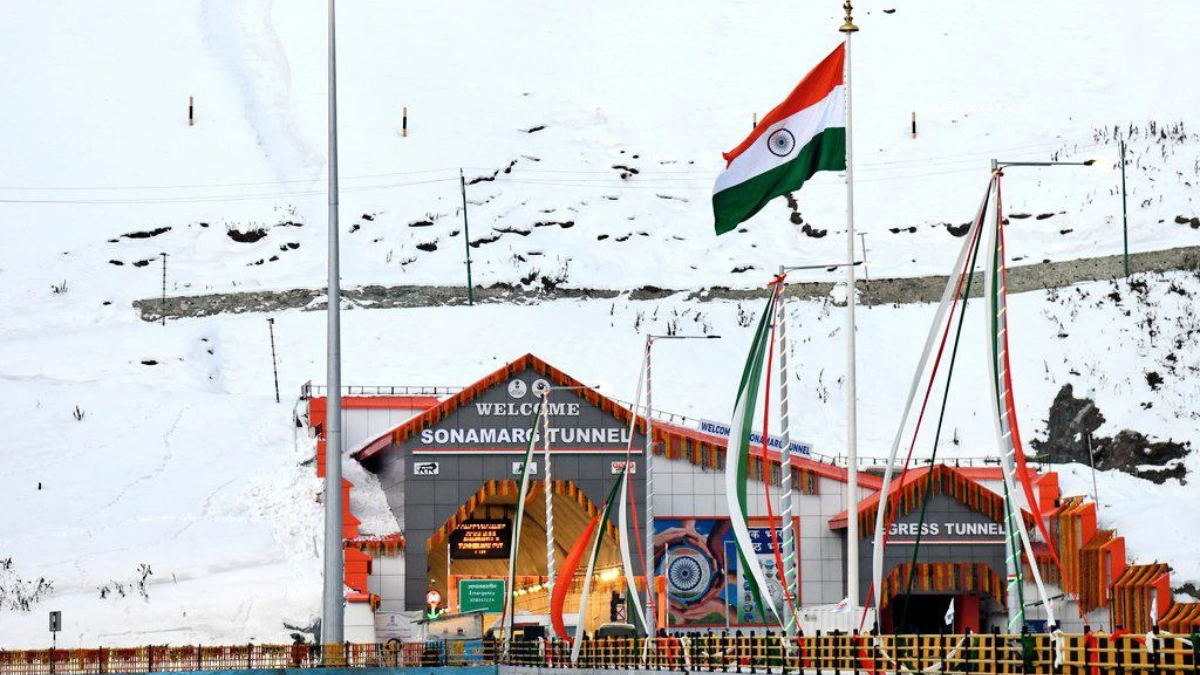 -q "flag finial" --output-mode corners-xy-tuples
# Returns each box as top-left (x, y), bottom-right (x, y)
(840, 1), (859, 32)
